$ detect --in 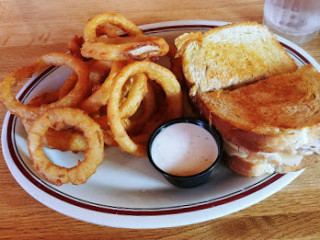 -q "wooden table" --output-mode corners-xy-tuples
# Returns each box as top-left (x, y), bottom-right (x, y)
(1, 0), (319, 239)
